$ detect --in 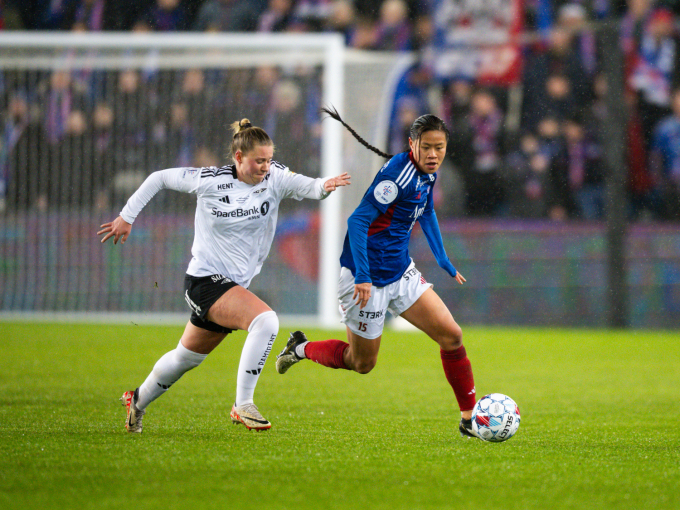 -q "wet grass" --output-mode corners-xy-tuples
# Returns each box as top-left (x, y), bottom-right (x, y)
(1, 322), (678, 509)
